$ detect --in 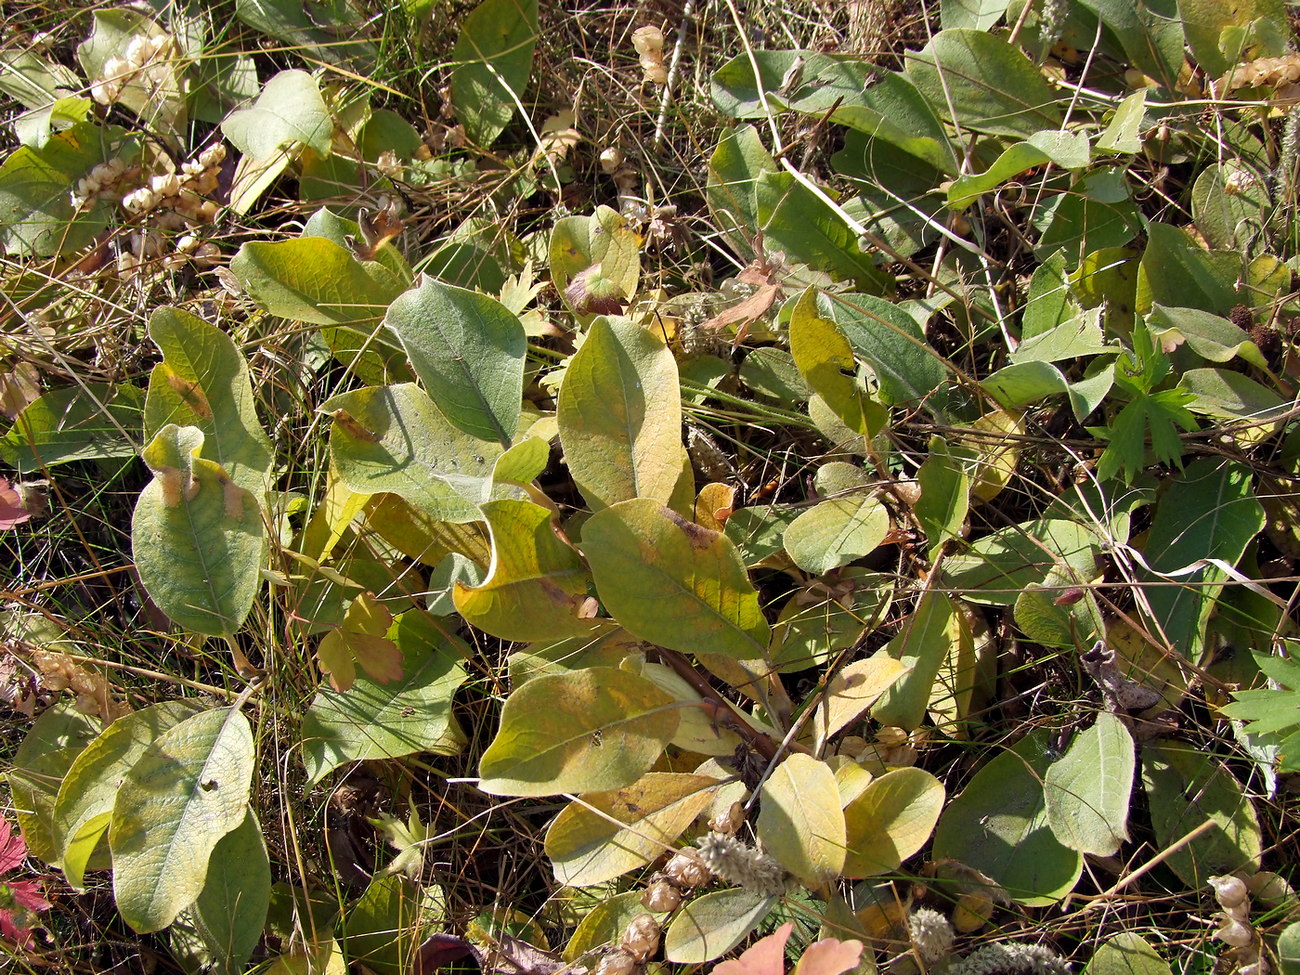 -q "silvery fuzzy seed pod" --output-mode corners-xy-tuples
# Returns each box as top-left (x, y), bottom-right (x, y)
(1209, 875), (1249, 910)
(594, 949), (638, 975)
(663, 851), (711, 888)
(641, 880), (681, 913)
(621, 914), (660, 962)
